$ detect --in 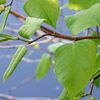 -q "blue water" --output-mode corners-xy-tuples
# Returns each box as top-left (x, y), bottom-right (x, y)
(0, 0), (99, 100)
